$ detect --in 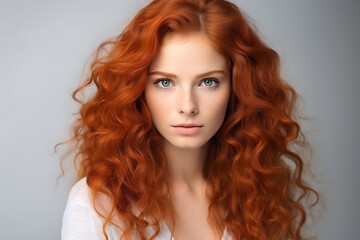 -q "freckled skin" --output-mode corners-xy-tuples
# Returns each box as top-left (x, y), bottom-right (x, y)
(145, 33), (231, 149)
(145, 33), (231, 240)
